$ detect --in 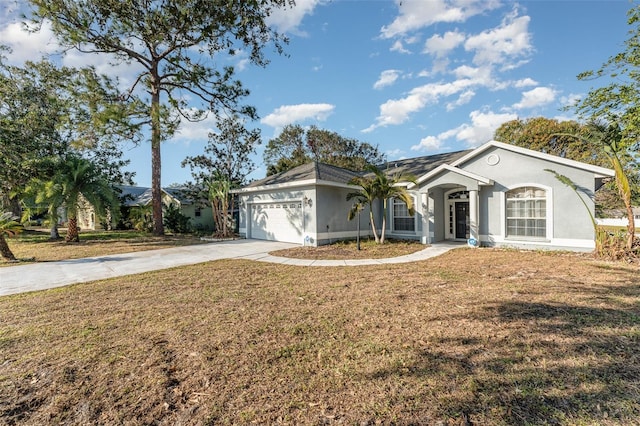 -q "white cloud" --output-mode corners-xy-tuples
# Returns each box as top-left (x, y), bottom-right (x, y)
(514, 77), (538, 88)
(227, 49), (250, 72)
(451, 64), (495, 86)
(364, 79), (476, 132)
(236, 58), (250, 72)
(386, 148), (406, 158)
(464, 12), (532, 67)
(457, 110), (517, 146)
(446, 90), (475, 111)
(390, 40), (411, 54)
(0, 18), (144, 91)
(0, 20), (61, 63)
(266, 0), (325, 35)
(412, 135), (443, 151)
(373, 69), (401, 90)
(381, 0), (501, 39)
(261, 103), (335, 127)
(61, 47), (145, 92)
(412, 109), (516, 151)
(424, 30), (466, 57)
(172, 112), (218, 144)
(560, 92), (581, 109)
(513, 86), (557, 110)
